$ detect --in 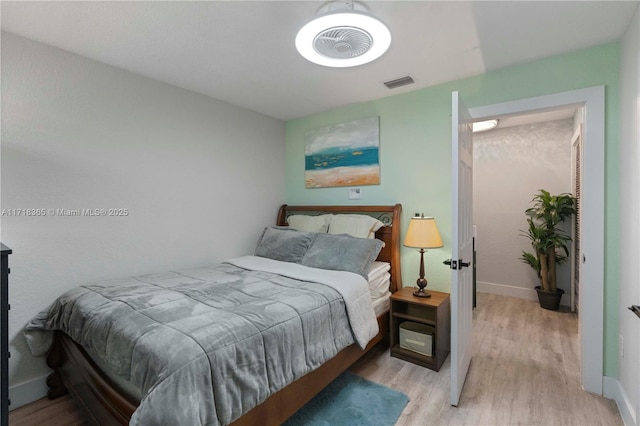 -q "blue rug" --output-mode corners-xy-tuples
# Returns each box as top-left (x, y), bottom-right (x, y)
(284, 371), (409, 426)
